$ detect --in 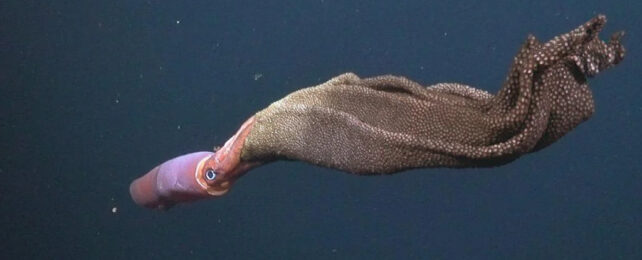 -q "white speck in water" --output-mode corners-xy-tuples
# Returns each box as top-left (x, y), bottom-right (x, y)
(177, 125), (181, 130)
(253, 73), (263, 81)
(112, 207), (118, 213)
(114, 99), (119, 104)
(176, 20), (180, 24)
